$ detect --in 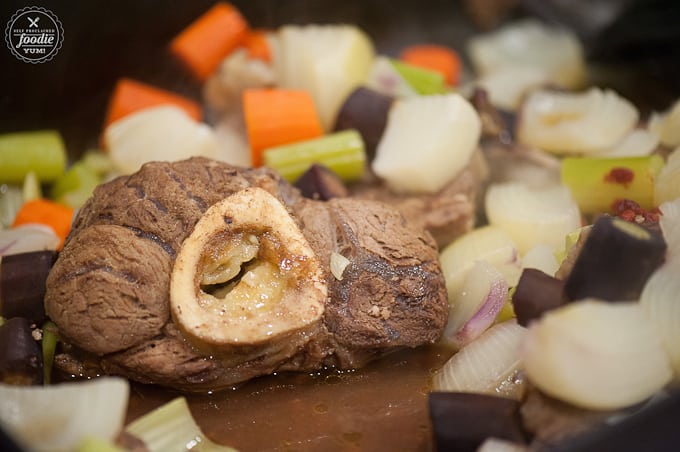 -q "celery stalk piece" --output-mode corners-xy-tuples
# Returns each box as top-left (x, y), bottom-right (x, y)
(0, 130), (67, 184)
(51, 161), (102, 208)
(81, 150), (115, 176)
(263, 129), (366, 183)
(41, 320), (59, 385)
(390, 59), (449, 95)
(126, 397), (237, 452)
(561, 155), (665, 215)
